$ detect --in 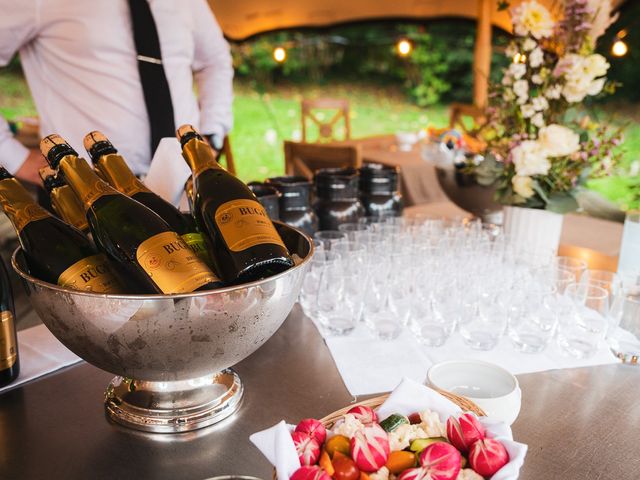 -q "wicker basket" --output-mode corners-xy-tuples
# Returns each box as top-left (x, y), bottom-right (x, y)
(272, 389), (485, 479)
